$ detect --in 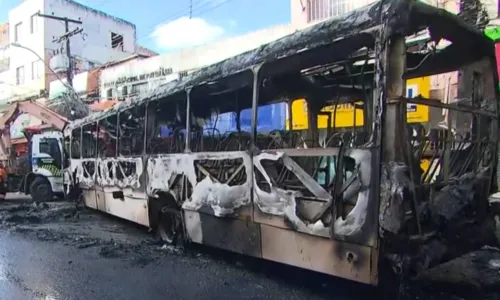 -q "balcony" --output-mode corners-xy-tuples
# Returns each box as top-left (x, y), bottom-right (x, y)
(307, 0), (349, 23)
